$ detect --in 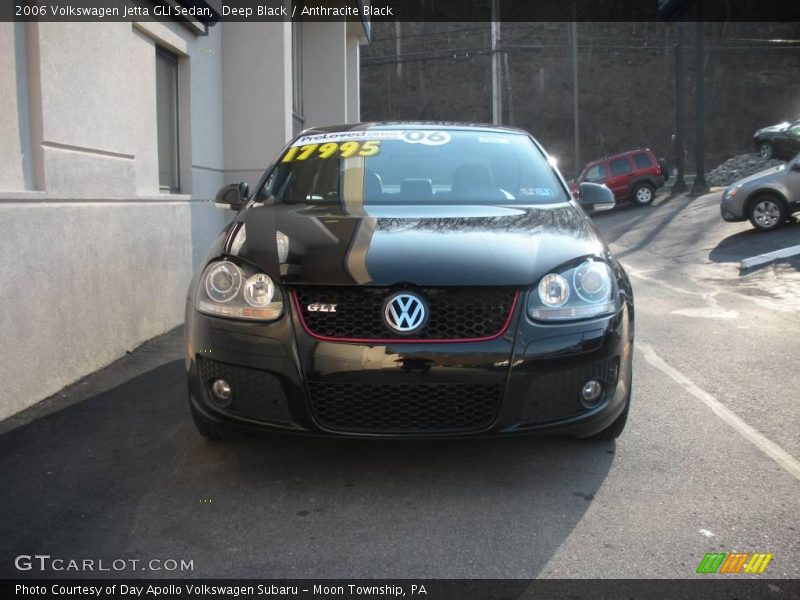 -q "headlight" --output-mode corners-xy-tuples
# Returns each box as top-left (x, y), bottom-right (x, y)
(244, 273), (274, 307)
(528, 259), (618, 321)
(196, 260), (283, 321)
(538, 273), (570, 307)
(204, 262), (242, 303)
(724, 184), (742, 200)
